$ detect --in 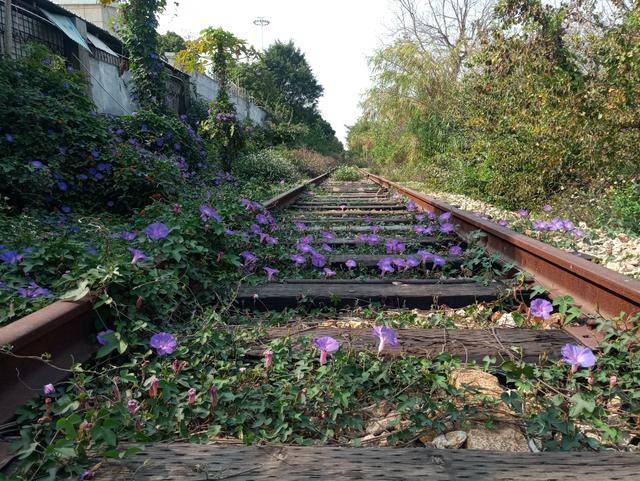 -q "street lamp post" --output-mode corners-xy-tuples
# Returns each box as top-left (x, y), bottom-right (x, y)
(3, 0), (13, 57)
(252, 16), (270, 51)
